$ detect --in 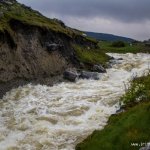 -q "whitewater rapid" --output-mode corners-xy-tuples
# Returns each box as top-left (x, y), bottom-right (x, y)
(0, 53), (150, 150)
